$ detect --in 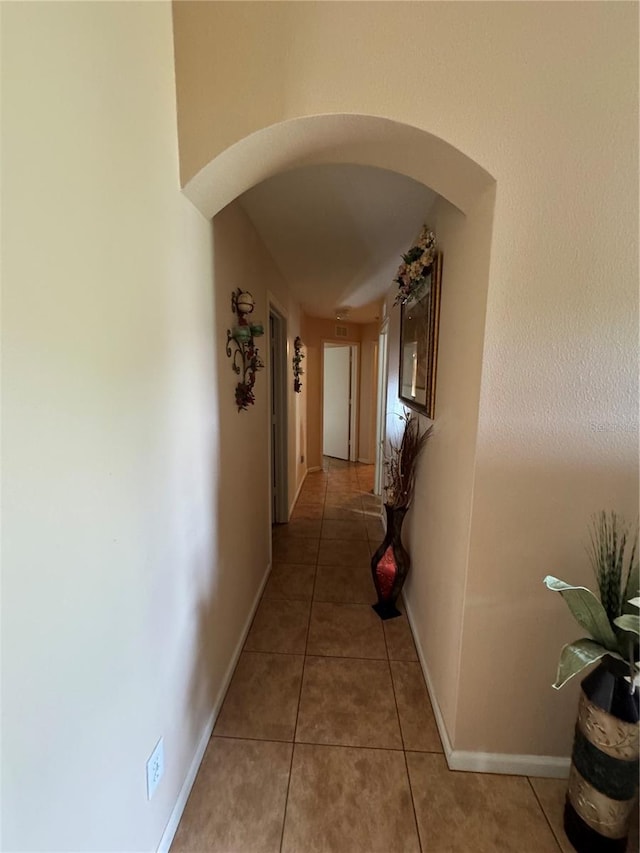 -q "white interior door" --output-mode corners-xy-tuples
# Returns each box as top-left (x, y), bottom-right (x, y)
(323, 344), (351, 460)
